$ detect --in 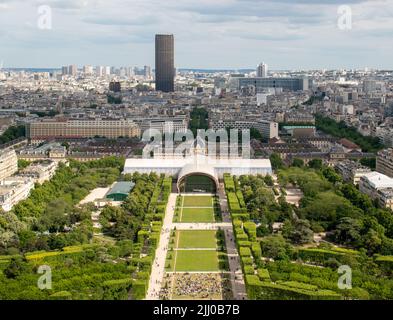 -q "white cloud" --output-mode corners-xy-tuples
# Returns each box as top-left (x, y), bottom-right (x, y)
(0, 0), (392, 69)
